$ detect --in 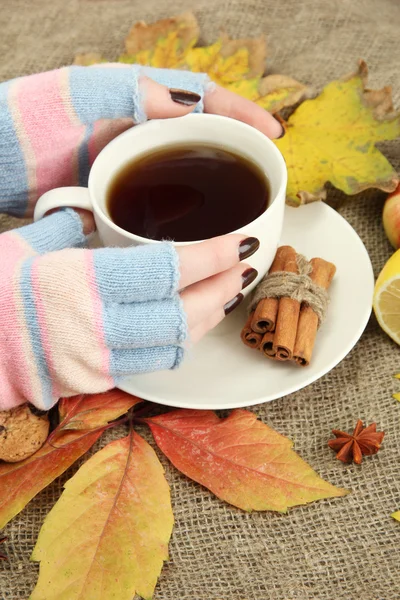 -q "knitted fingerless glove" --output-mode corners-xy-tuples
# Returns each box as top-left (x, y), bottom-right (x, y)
(0, 210), (186, 410)
(0, 64), (211, 409)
